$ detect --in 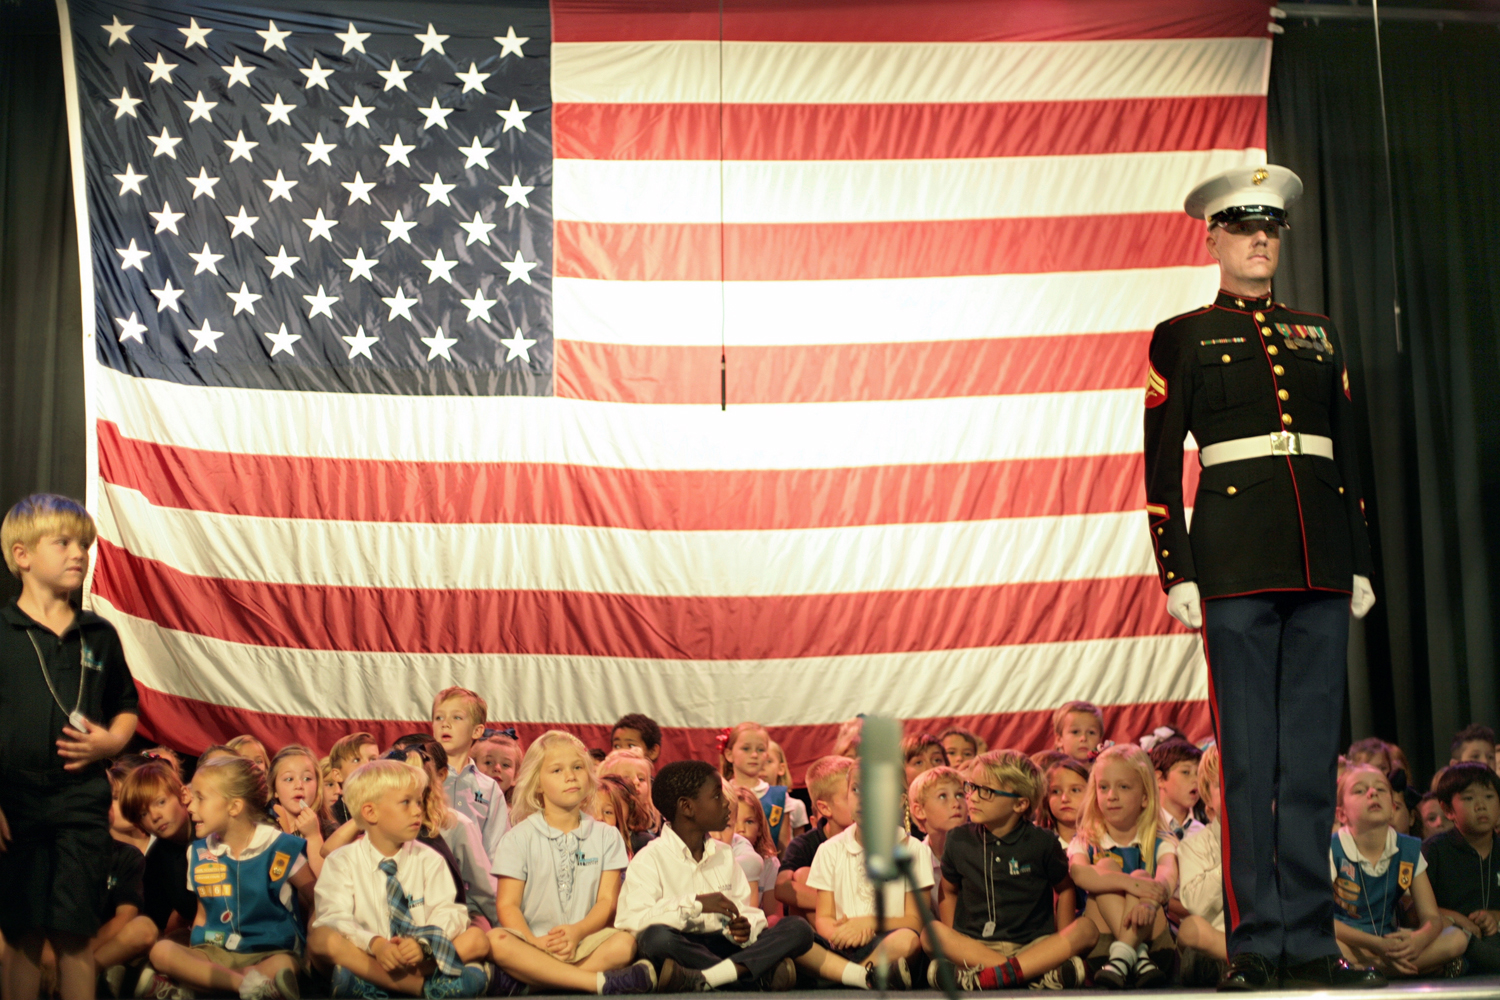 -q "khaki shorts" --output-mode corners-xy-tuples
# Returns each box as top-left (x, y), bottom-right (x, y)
(567, 928), (625, 965)
(190, 943), (293, 970)
(977, 940), (1026, 959)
